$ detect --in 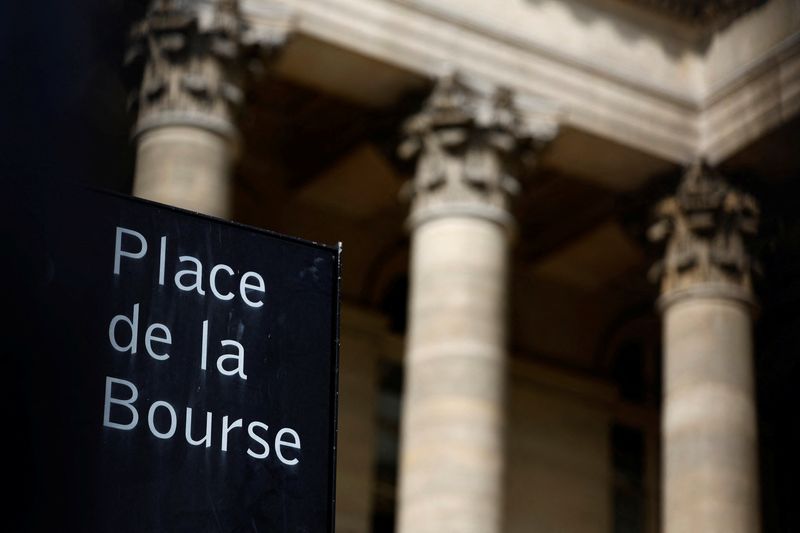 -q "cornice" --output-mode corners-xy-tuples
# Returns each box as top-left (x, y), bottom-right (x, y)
(624, 0), (767, 25)
(243, 0), (800, 163)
